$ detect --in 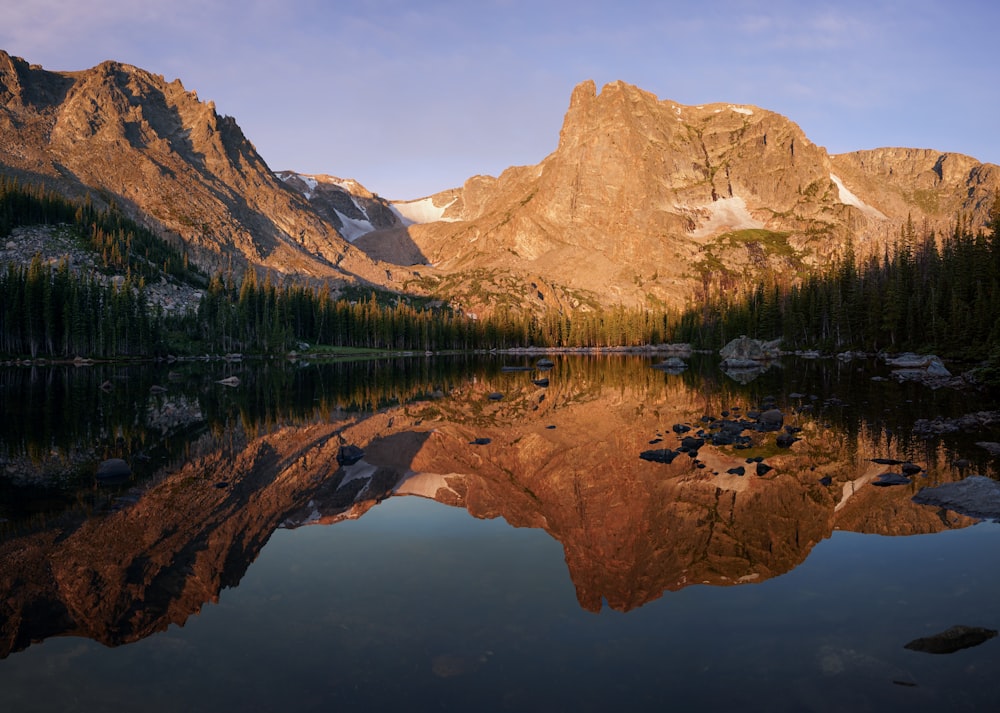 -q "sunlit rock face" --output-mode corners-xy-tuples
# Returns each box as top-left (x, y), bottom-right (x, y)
(0, 50), (388, 285)
(388, 81), (1000, 312)
(4, 51), (998, 313)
